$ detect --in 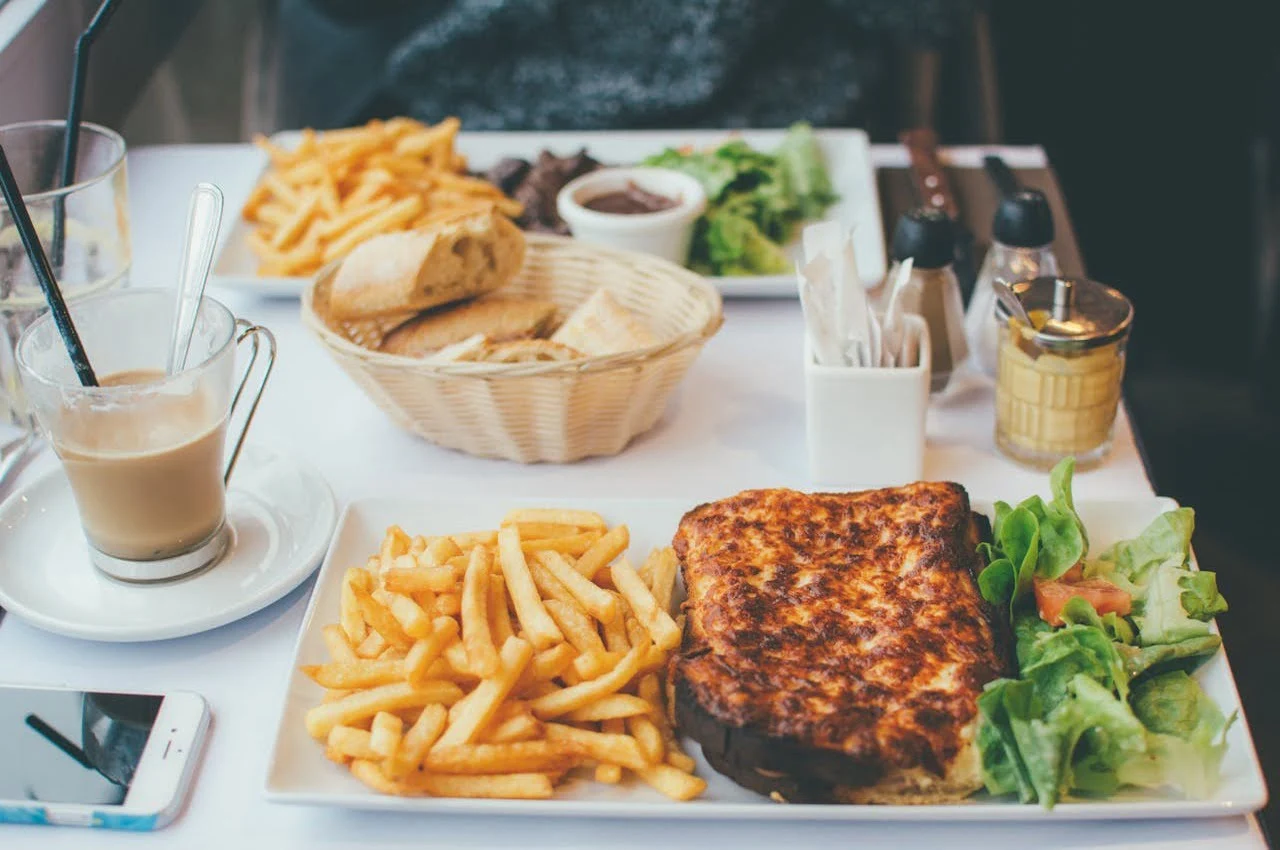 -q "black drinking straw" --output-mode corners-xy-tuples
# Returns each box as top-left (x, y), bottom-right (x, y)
(51, 0), (124, 267)
(0, 143), (98, 386)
